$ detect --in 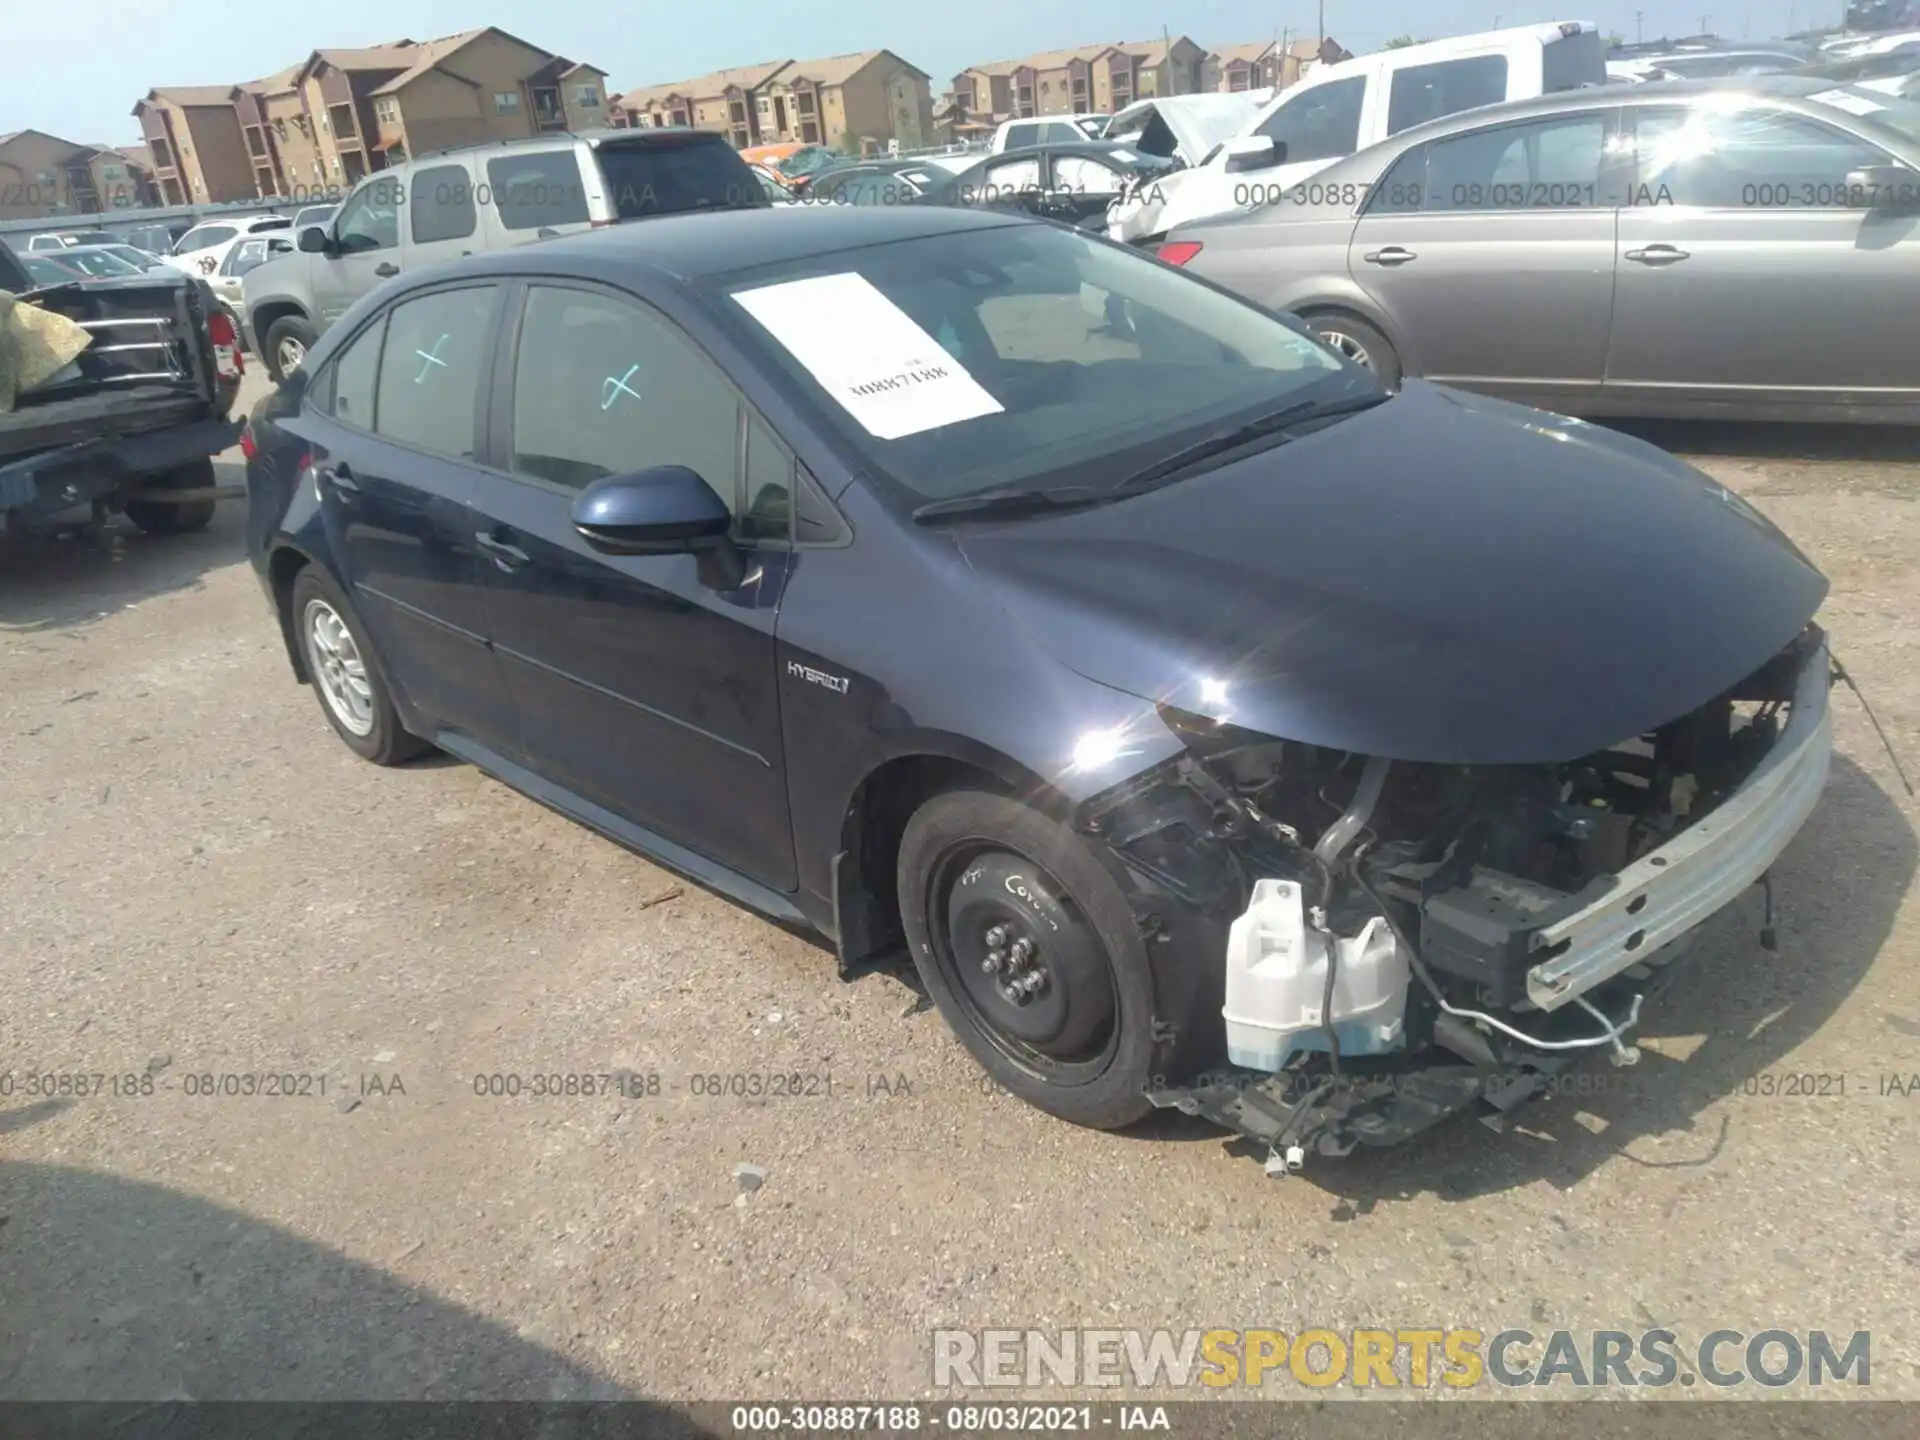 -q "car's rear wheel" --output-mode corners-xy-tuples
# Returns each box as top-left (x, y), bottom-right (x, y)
(897, 790), (1157, 1130)
(123, 458), (217, 536)
(1303, 311), (1402, 391)
(264, 315), (318, 383)
(290, 565), (429, 765)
